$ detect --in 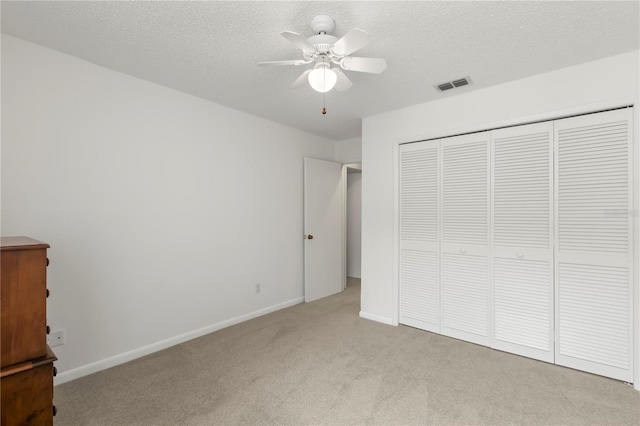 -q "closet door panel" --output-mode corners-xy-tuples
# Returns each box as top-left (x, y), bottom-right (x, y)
(555, 108), (633, 382)
(399, 142), (440, 332)
(557, 263), (630, 372)
(400, 250), (439, 330)
(491, 122), (554, 362)
(442, 253), (488, 341)
(440, 133), (490, 345)
(494, 258), (551, 351)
